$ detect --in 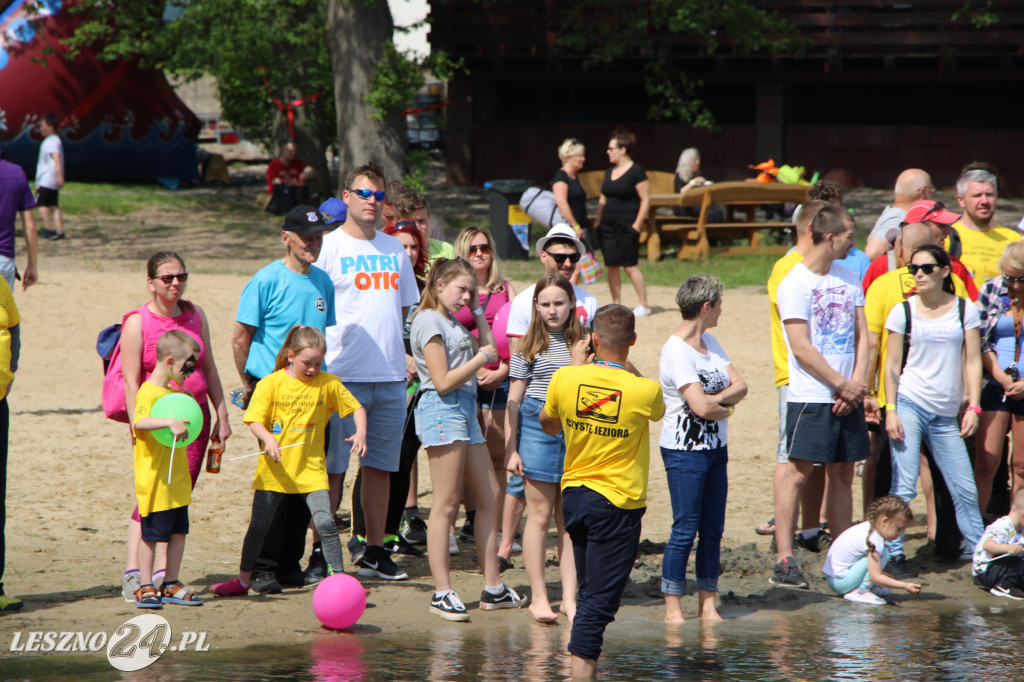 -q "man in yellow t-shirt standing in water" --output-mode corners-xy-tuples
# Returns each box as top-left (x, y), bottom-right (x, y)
(949, 168), (1018, 290)
(541, 304), (664, 680)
